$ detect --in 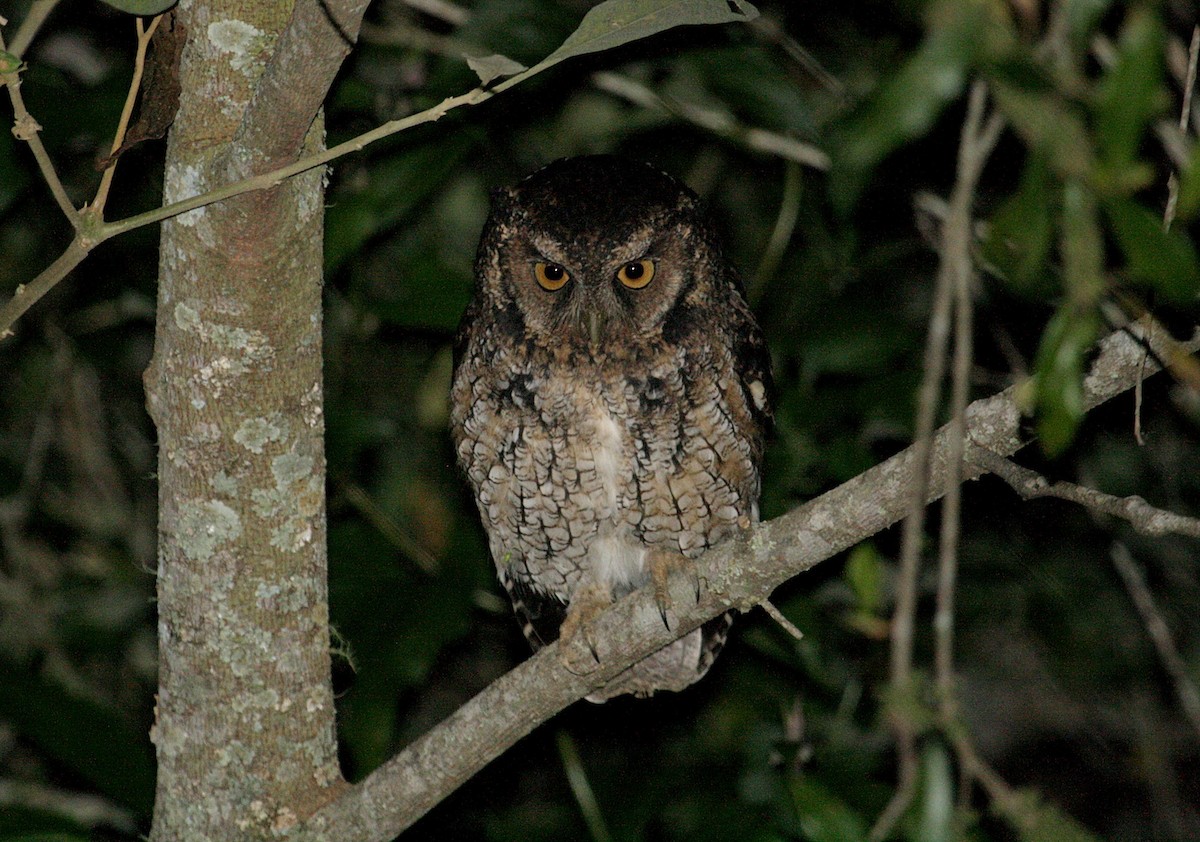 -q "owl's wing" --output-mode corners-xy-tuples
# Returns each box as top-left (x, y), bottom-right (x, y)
(732, 306), (776, 436)
(500, 569), (569, 651)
